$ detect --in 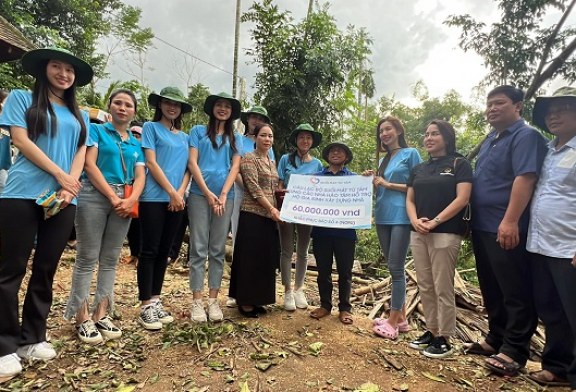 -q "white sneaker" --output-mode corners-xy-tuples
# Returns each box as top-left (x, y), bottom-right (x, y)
(76, 319), (104, 344)
(226, 297), (237, 308)
(284, 291), (296, 311)
(138, 304), (162, 330)
(293, 289), (309, 309)
(153, 300), (174, 324)
(0, 353), (22, 377)
(16, 341), (56, 360)
(95, 316), (122, 340)
(190, 300), (207, 323)
(207, 298), (224, 322)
